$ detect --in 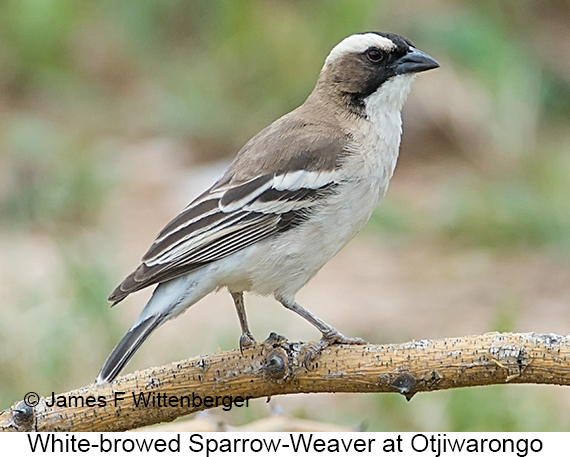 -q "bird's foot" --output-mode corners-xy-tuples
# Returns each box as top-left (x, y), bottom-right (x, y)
(239, 332), (257, 354)
(304, 330), (366, 366)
